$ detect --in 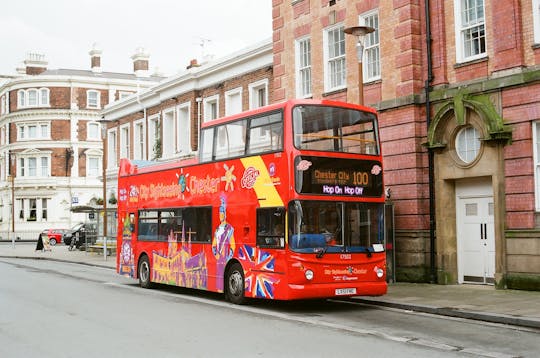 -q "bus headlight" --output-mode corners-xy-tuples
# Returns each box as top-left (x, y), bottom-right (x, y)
(305, 269), (314, 281)
(374, 266), (384, 278)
